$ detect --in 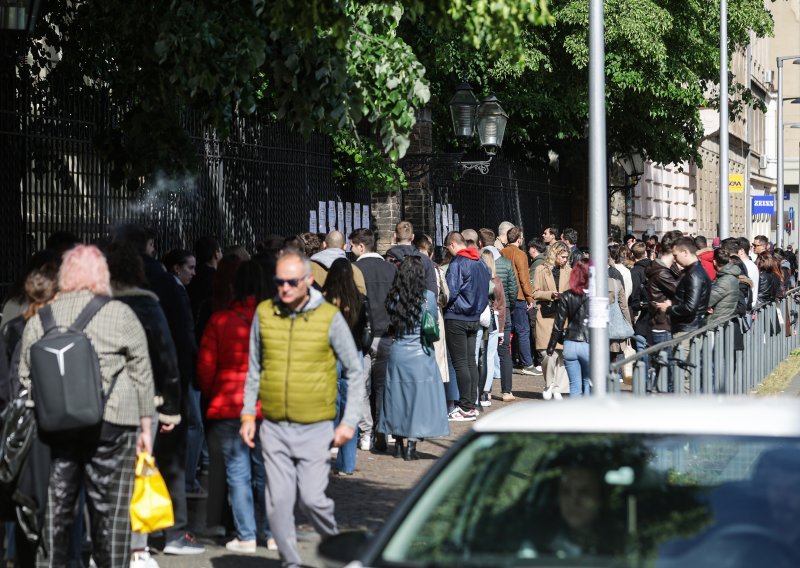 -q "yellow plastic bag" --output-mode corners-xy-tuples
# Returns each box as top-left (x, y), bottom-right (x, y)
(130, 452), (174, 533)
